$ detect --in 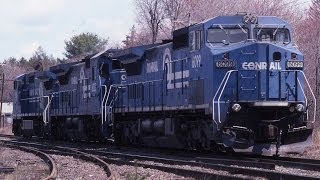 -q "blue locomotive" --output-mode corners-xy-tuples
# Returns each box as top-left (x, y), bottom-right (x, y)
(12, 14), (316, 155)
